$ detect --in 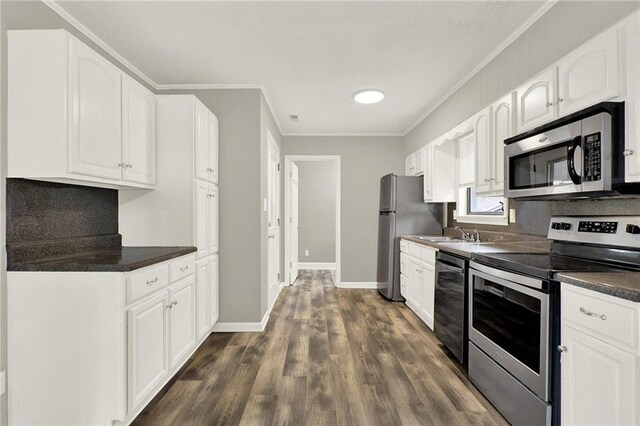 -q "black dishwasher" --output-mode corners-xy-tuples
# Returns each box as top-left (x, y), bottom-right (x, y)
(434, 251), (469, 367)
